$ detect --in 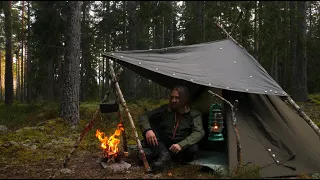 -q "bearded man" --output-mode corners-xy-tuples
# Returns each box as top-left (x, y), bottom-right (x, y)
(138, 85), (205, 170)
